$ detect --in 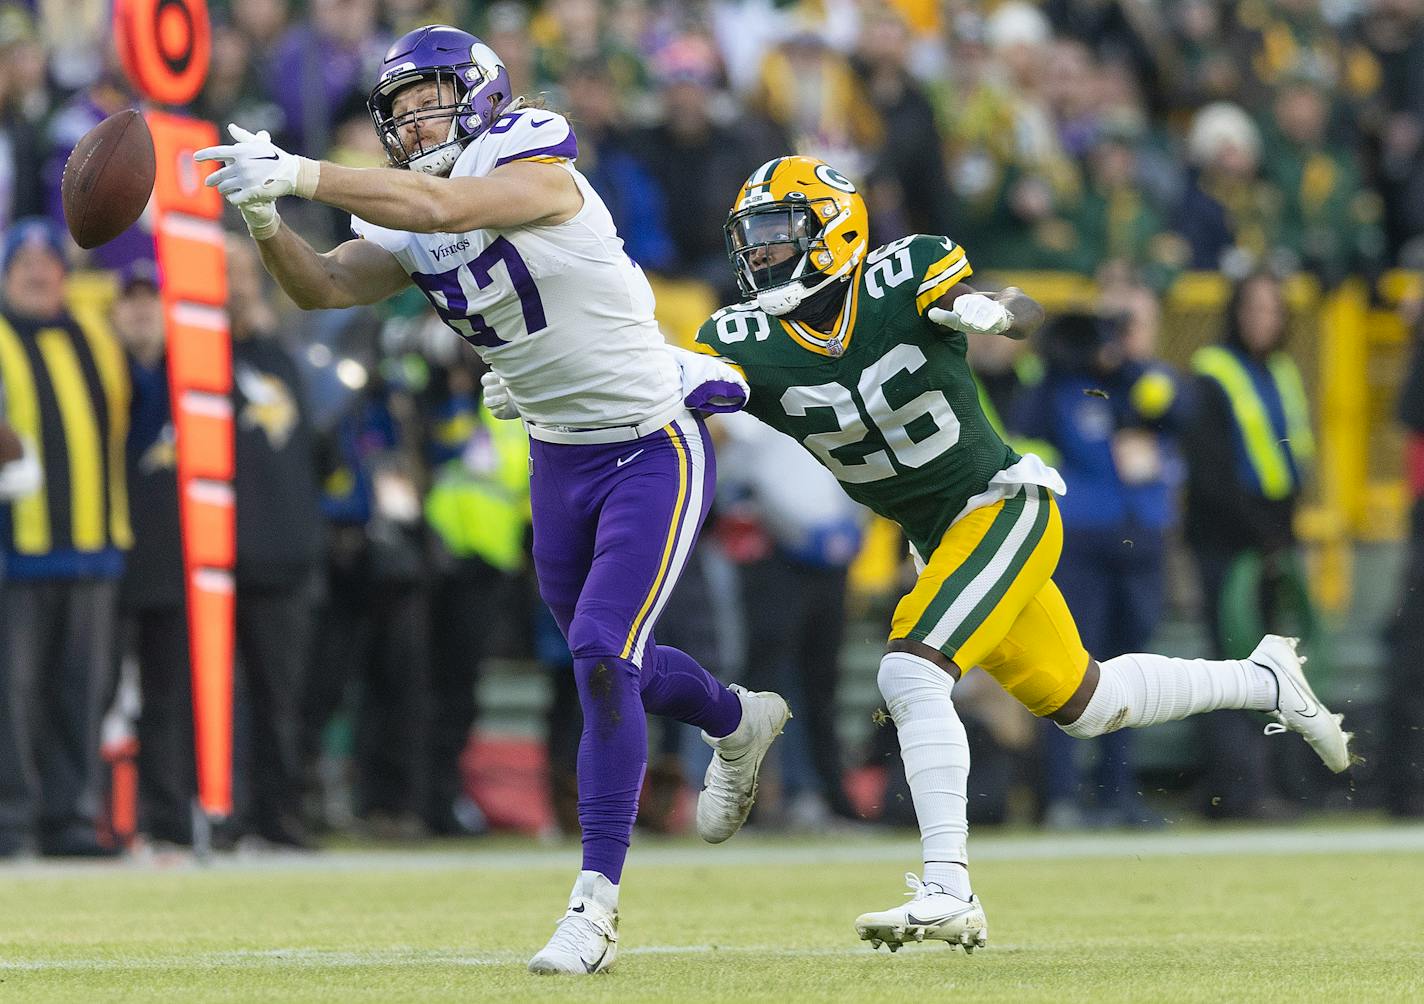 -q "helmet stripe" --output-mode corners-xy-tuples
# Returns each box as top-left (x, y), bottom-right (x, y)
(745, 157), (785, 197)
